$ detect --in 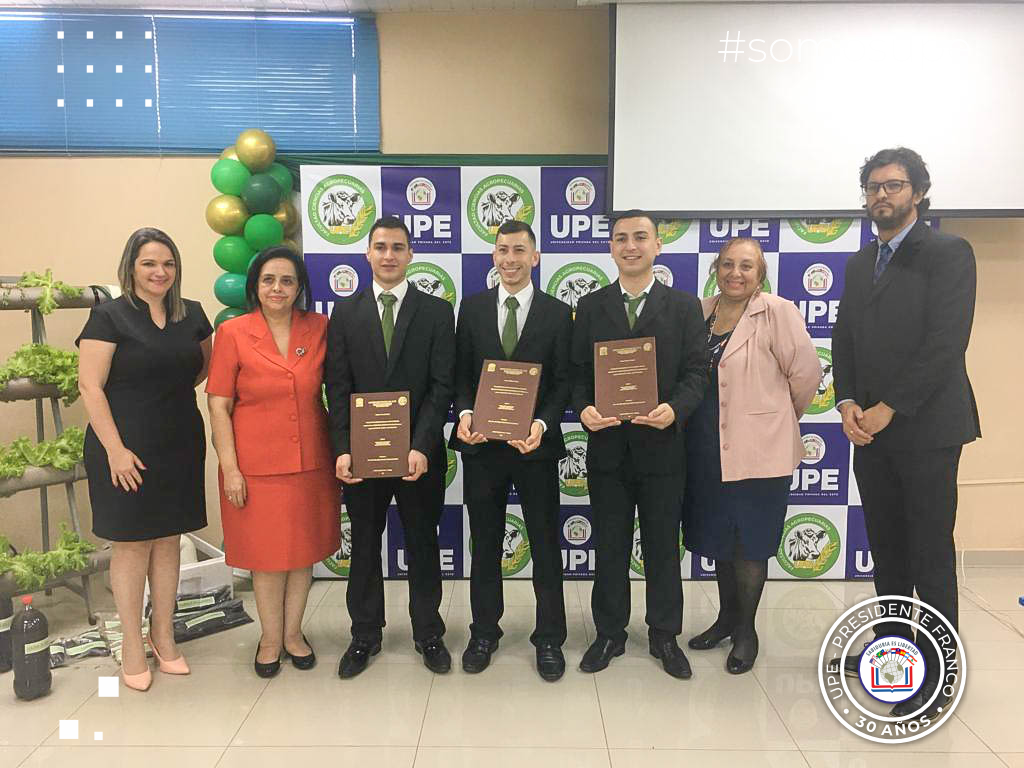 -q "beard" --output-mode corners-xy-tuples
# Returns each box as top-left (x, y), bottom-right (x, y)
(867, 198), (915, 229)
